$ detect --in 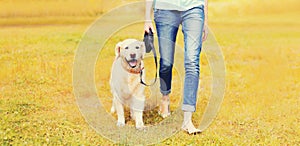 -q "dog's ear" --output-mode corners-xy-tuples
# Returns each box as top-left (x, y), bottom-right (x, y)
(140, 41), (146, 59)
(115, 42), (122, 57)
